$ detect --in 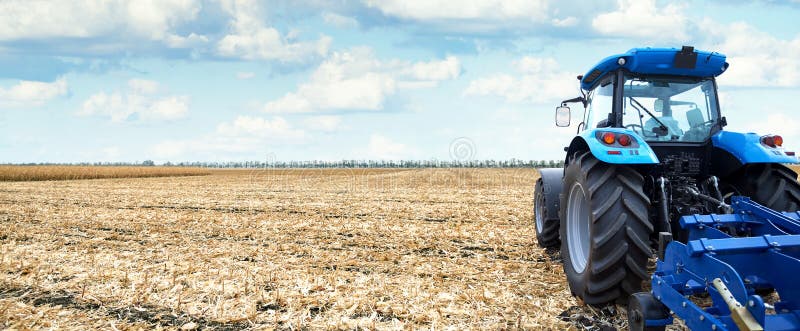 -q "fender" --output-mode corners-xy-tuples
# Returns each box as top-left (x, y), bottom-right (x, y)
(711, 131), (798, 164)
(566, 128), (659, 165)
